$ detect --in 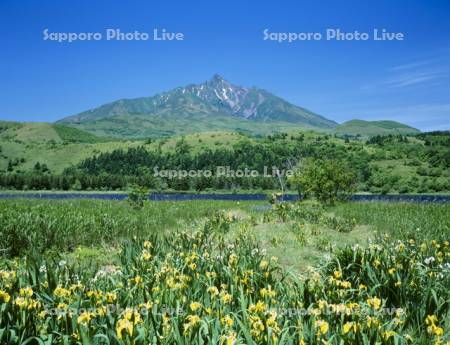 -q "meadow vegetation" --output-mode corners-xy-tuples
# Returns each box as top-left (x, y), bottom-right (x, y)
(0, 198), (449, 344)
